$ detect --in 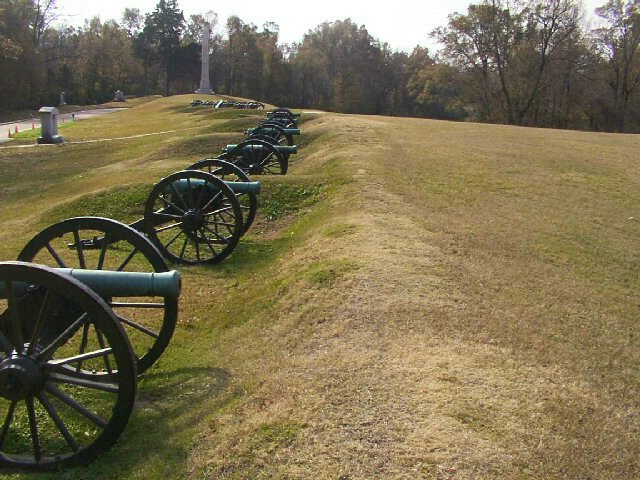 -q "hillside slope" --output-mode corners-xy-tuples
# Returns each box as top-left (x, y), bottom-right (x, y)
(0, 96), (638, 479)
